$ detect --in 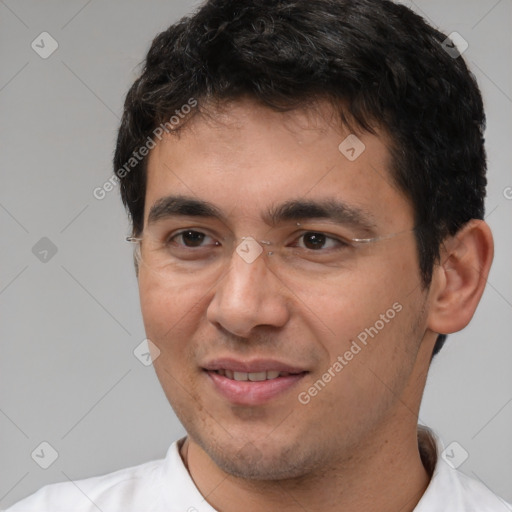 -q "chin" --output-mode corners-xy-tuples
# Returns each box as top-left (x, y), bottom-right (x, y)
(200, 435), (318, 481)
